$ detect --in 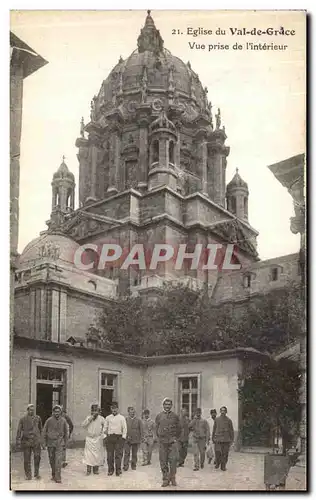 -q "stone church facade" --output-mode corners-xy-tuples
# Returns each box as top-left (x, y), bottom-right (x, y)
(12, 12), (300, 445)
